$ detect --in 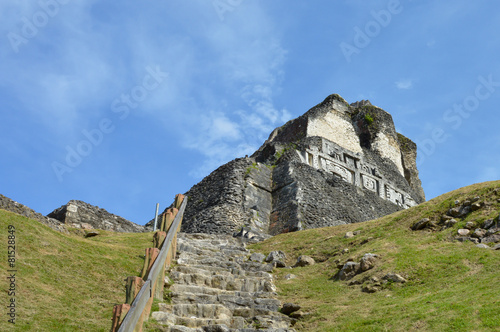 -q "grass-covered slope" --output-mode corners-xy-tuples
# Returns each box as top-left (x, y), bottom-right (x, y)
(0, 209), (152, 331)
(250, 181), (500, 331)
